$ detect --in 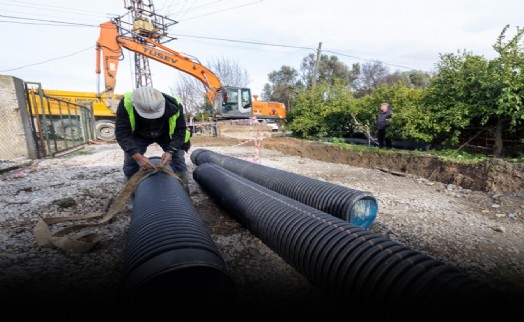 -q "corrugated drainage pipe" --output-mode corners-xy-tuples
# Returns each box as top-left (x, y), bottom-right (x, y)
(191, 148), (378, 228)
(120, 158), (235, 310)
(193, 162), (503, 311)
